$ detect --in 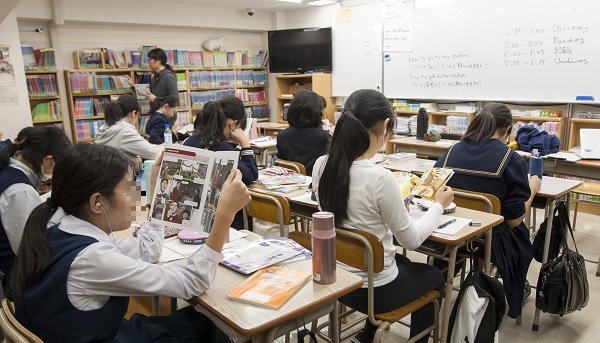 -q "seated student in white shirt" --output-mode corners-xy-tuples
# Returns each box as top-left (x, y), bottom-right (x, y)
(0, 126), (71, 291)
(312, 89), (454, 343)
(9, 143), (250, 342)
